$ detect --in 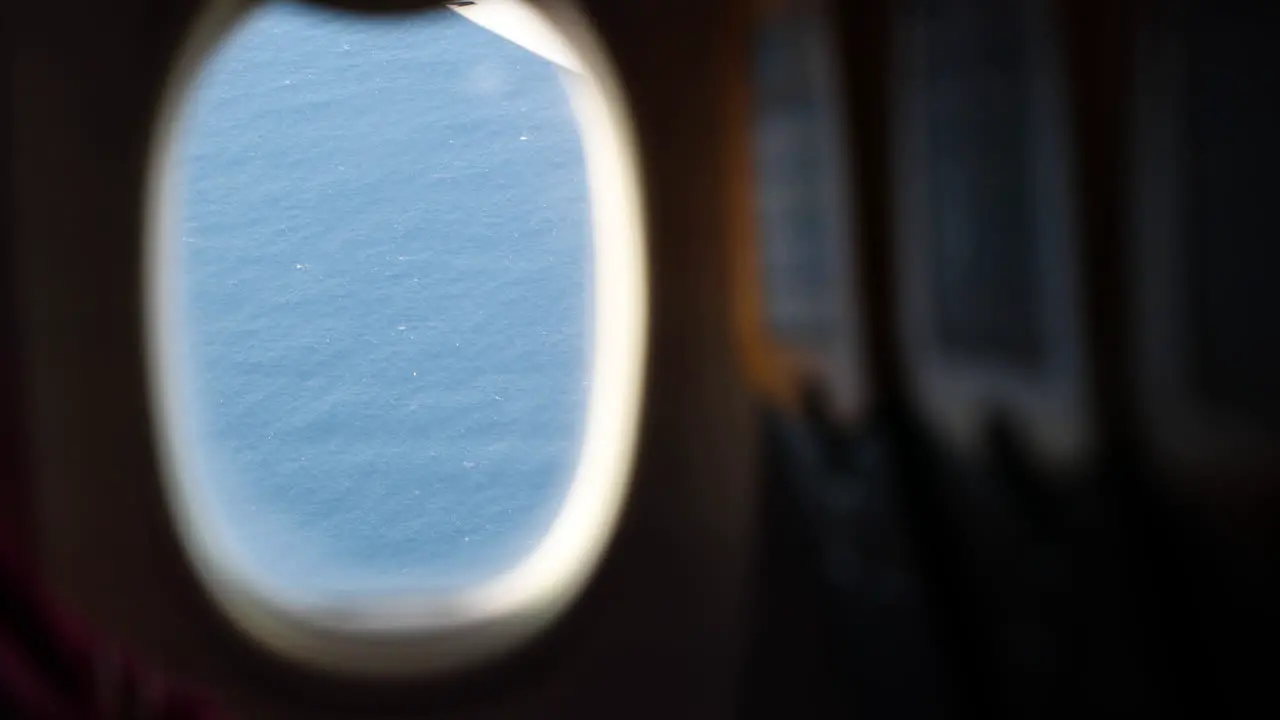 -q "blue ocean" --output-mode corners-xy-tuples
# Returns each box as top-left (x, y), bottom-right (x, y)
(177, 2), (590, 599)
